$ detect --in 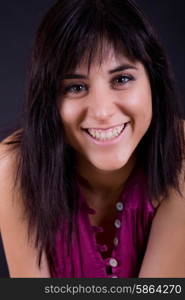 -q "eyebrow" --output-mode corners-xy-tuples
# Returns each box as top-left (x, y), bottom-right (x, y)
(63, 64), (137, 79)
